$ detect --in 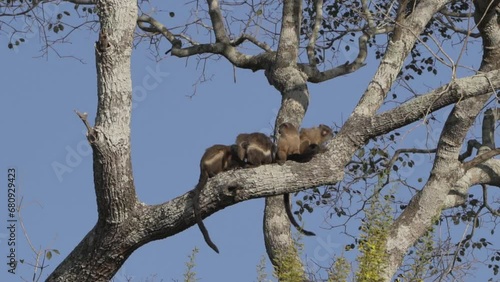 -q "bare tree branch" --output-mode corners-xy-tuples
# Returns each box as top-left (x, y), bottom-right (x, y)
(230, 34), (272, 52)
(306, 0), (323, 66)
(482, 107), (500, 148)
(444, 159), (500, 208)
(275, 0), (301, 69)
(137, 14), (272, 71)
(207, 0), (229, 43)
(300, 32), (369, 83)
(463, 148), (500, 170)
(383, 0), (500, 277)
(346, 0), (449, 121)
(369, 70), (500, 139)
